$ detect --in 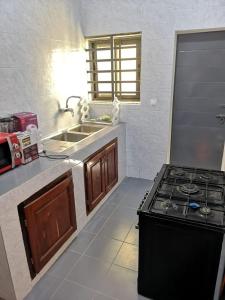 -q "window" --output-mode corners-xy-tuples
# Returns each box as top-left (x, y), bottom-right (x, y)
(86, 32), (141, 102)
